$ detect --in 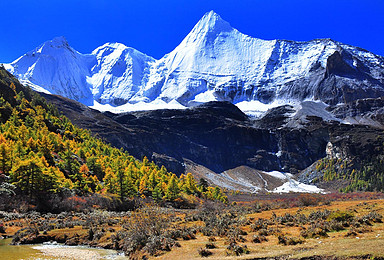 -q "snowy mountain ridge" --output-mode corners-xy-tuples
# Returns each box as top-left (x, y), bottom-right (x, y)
(4, 11), (384, 112)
